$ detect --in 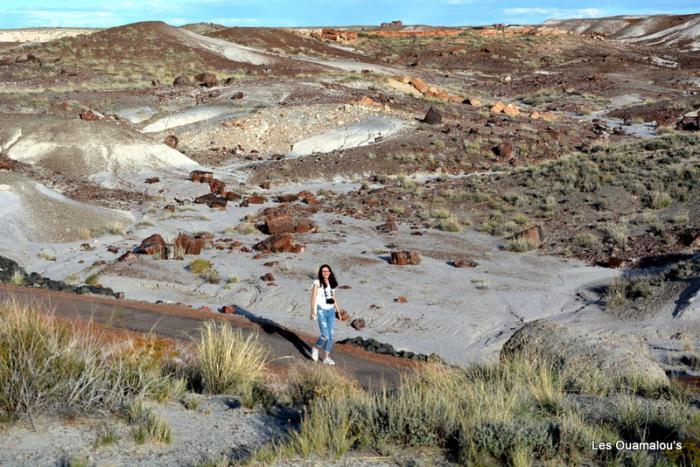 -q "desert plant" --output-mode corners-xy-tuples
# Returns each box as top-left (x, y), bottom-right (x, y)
(8, 269), (25, 286)
(195, 322), (267, 406)
(126, 400), (171, 444)
(235, 222), (258, 235)
(188, 259), (212, 274)
(647, 191), (673, 210)
(85, 274), (100, 285)
(505, 237), (538, 252)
